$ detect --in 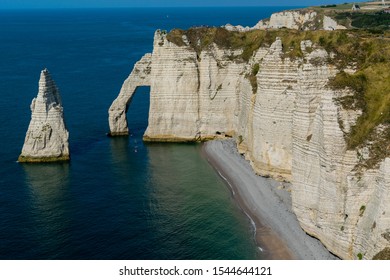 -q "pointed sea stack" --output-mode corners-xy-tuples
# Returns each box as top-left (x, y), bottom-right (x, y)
(18, 69), (70, 162)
